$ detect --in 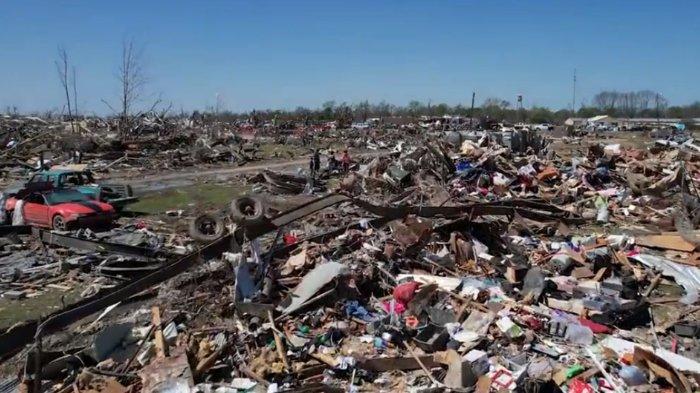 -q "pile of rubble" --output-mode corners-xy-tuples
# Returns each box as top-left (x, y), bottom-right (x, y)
(0, 114), (434, 190)
(0, 115), (266, 185)
(2, 128), (700, 393)
(0, 222), (194, 301)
